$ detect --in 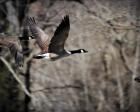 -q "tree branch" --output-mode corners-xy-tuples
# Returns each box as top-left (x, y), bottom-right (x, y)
(32, 85), (83, 93)
(0, 57), (32, 98)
